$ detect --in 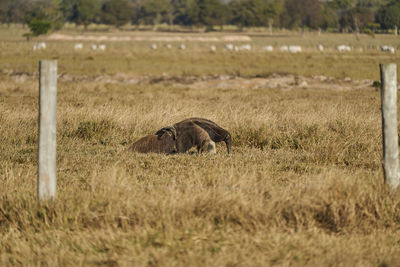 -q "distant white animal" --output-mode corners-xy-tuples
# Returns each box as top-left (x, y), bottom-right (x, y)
(336, 45), (351, 52)
(317, 44), (324, 51)
(151, 44), (158, 50)
(238, 44), (251, 51)
(225, 43), (234, 51)
(98, 44), (106, 51)
(210, 45), (216, 52)
(280, 45), (289, 52)
(288, 45), (302, 53)
(381, 45), (395, 53)
(38, 42), (46, 49)
(263, 45), (274, 52)
(74, 43), (83, 50)
(91, 44), (97, 51)
(178, 44), (186, 50)
(166, 44), (172, 49)
(33, 42), (46, 51)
